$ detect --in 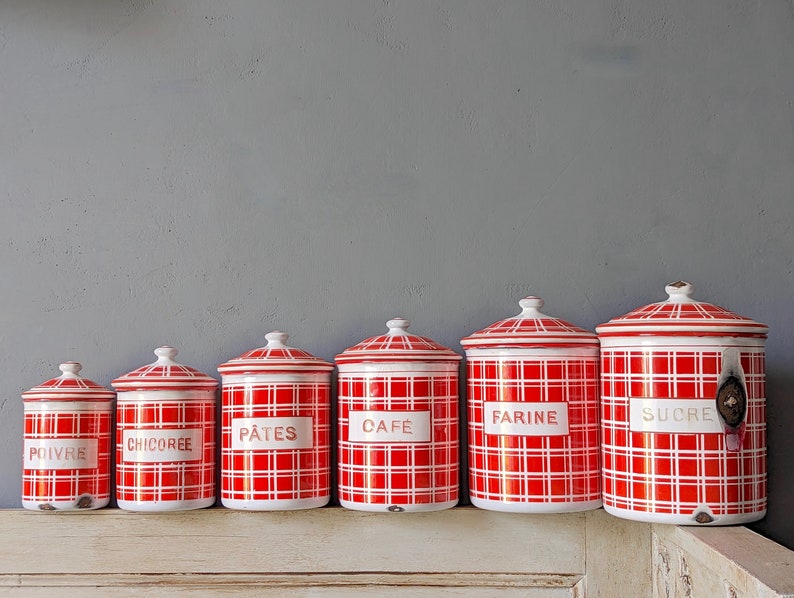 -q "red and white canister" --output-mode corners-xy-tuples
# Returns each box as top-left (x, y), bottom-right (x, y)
(112, 347), (218, 511)
(218, 331), (333, 510)
(596, 281), (768, 525)
(336, 318), (462, 512)
(461, 297), (602, 513)
(22, 362), (114, 511)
